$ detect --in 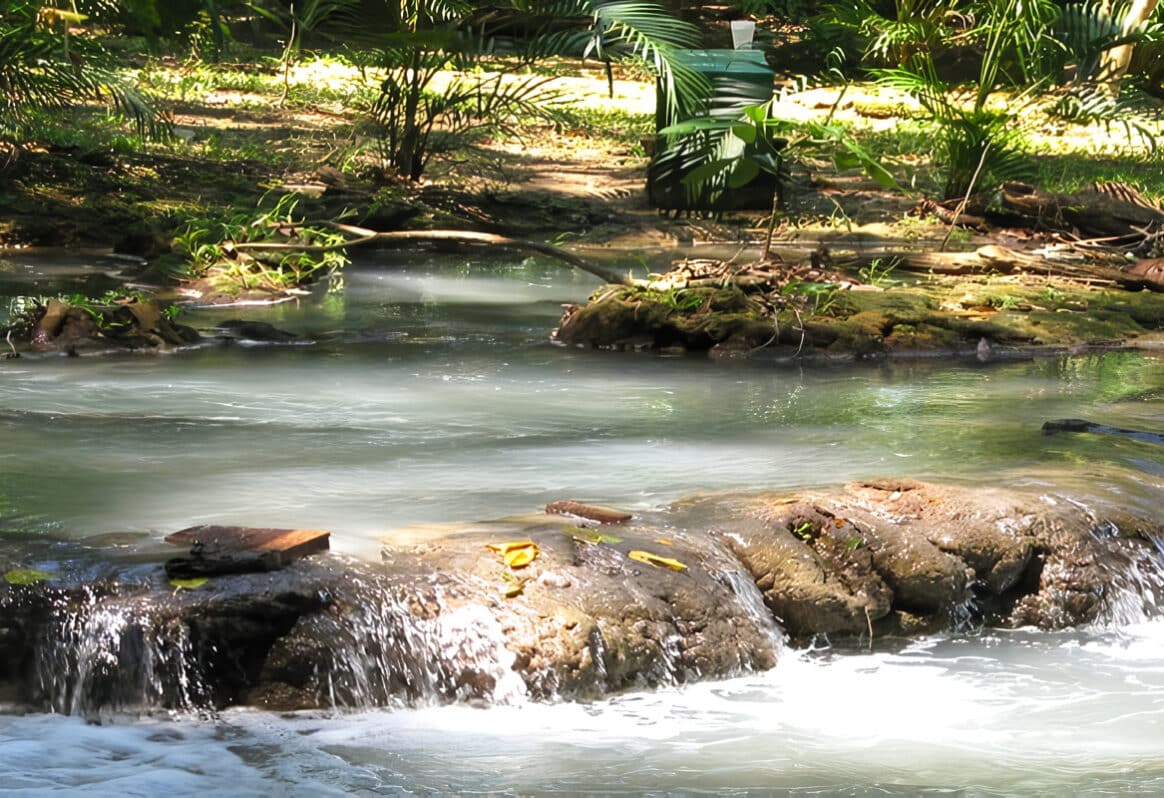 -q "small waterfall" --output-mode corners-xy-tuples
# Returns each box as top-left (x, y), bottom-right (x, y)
(315, 575), (529, 709)
(33, 588), (195, 718)
(25, 574), (529, 717)
(715, 568), (787, 656)
(1098, 531), (1164, 627)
